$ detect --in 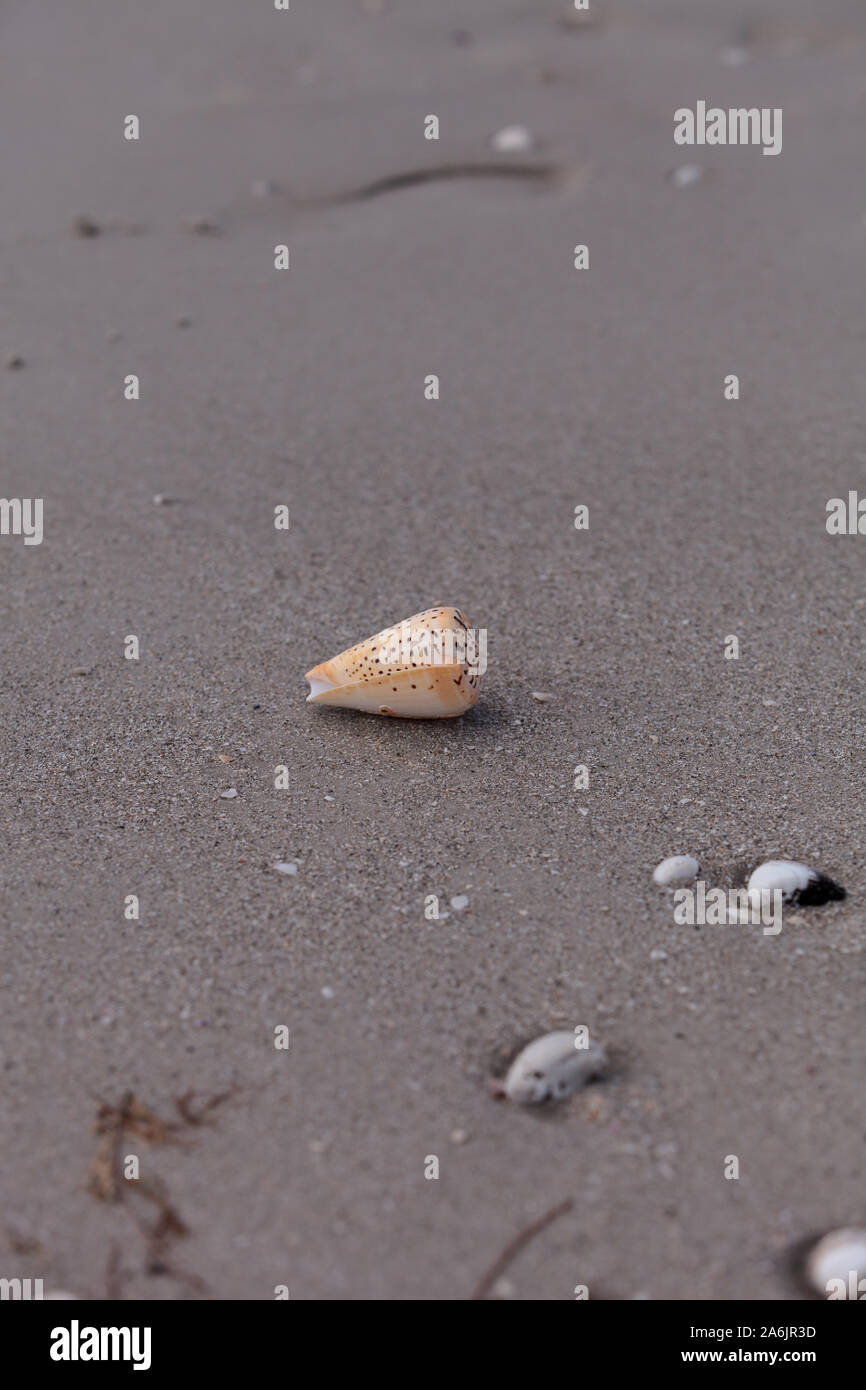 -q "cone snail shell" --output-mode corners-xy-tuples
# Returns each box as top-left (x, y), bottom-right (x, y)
(305, 606), (483, 718)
